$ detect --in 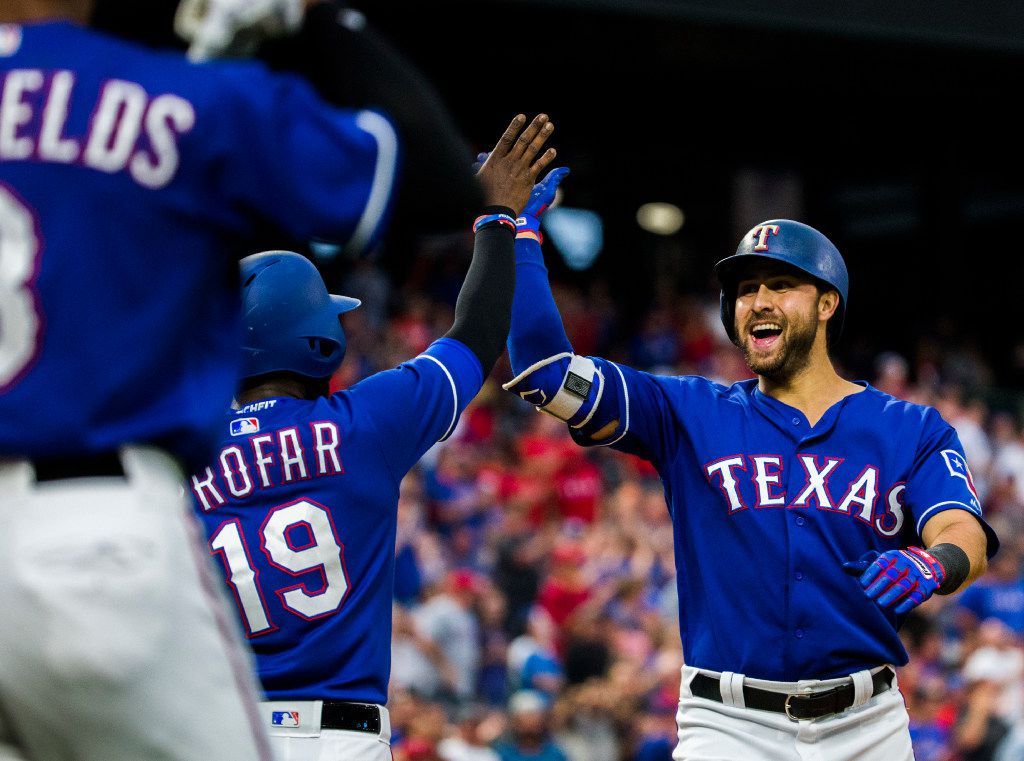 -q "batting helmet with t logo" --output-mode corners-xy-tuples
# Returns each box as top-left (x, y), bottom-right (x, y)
(713, 219), (849, 344)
